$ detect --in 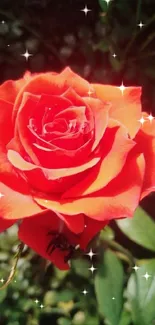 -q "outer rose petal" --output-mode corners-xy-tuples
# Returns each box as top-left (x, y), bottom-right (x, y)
(0, 99), (14, 145)
(52, 211), (85, 234)
(18, 215), (70, 270)
(34, 153), (145, 221)
(0, 76), (26, 103)
(63, 120), (135, 198)
(13, 67), (91, 123)
(135, 115), (155, 199)
(18, 212), (107, 270)
(79, 217), (108, 249)
(0, 218), (16, 233)
(93, 84), (142, 138)
(0, 181), (46, 220)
